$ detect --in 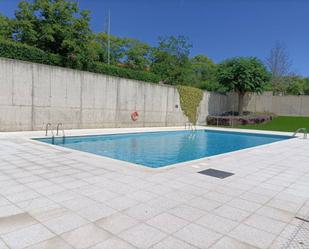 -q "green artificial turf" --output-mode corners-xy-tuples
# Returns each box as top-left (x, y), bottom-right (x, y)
(230, 116), (309, 132)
